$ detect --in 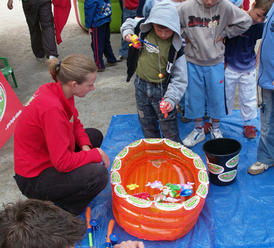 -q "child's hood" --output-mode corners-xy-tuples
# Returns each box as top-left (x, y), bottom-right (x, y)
(140, 1), (182, 51)
(196, 0), (222, 8)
